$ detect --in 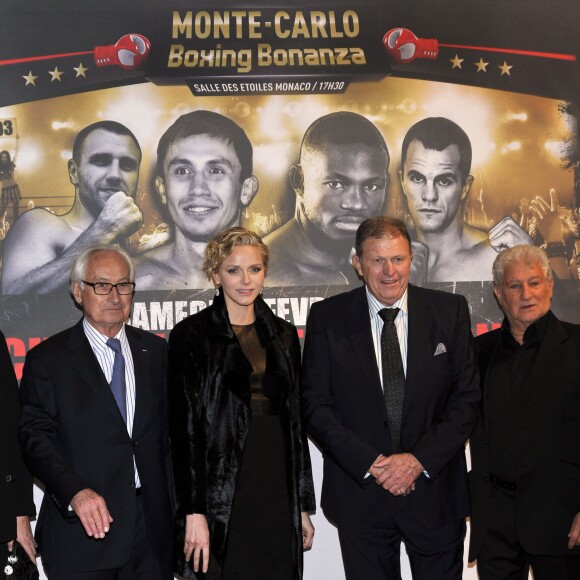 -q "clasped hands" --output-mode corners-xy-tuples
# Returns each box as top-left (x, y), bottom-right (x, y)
(369, 453), (424, 496)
